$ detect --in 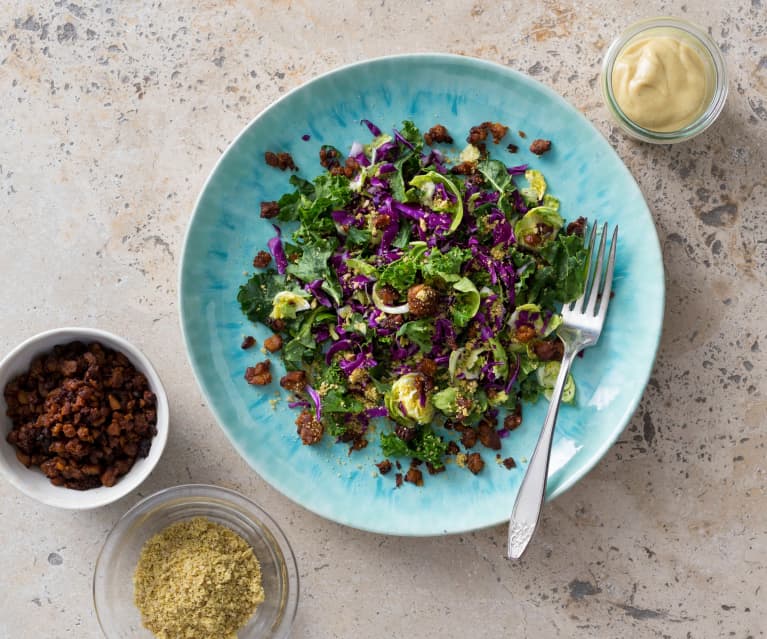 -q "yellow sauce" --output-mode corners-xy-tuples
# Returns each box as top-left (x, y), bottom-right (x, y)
(611, 33), (714, 132)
